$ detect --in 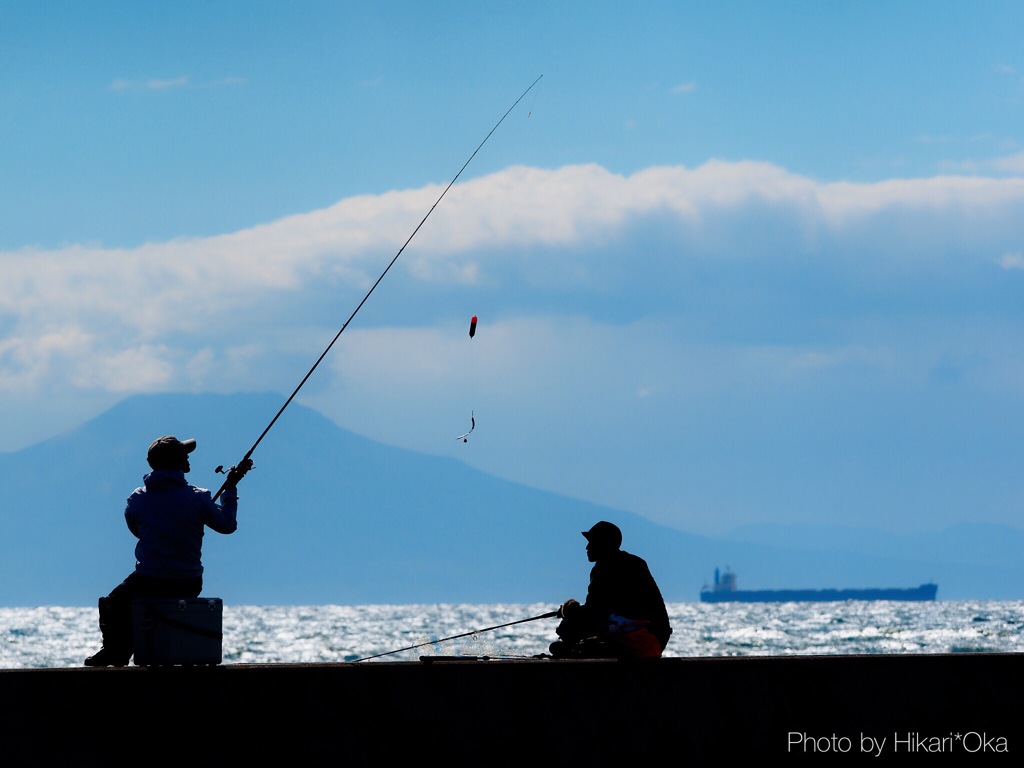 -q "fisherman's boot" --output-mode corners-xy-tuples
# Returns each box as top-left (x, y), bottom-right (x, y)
(84, 597), (131, 667)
